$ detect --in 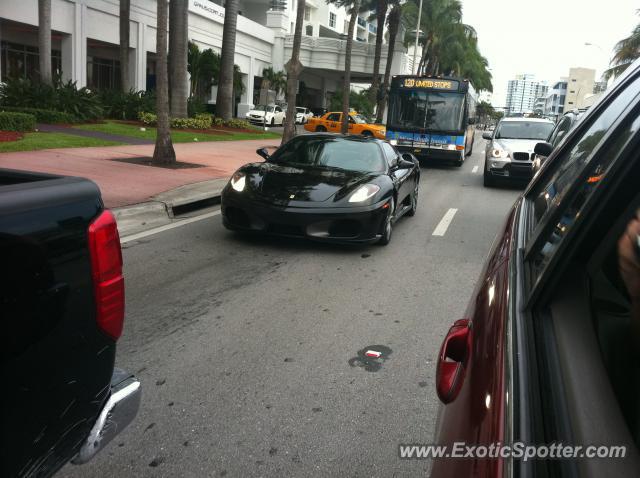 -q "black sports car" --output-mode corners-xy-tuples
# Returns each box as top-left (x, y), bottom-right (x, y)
(221, 134), (421, 245)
